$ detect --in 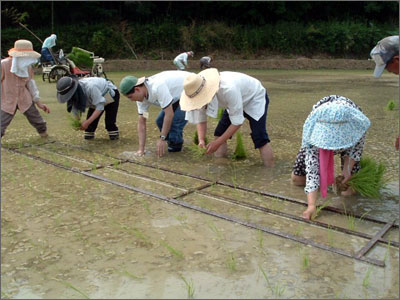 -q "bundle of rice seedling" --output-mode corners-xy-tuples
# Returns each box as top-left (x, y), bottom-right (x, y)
(68, 115), (82, 130)
(217, 108), (225, 120)
(346, 157), (386, 198)
(385, 100), (396, 111)
(187, 143), (207, 158)
(232, 131), (247, 160)
(193, 131), (209, 145)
